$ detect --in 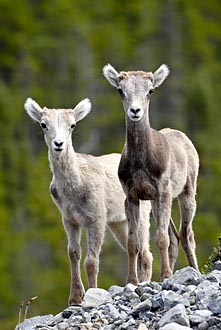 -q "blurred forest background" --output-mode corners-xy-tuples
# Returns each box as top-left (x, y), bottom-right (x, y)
(0, 0), (221, 328)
